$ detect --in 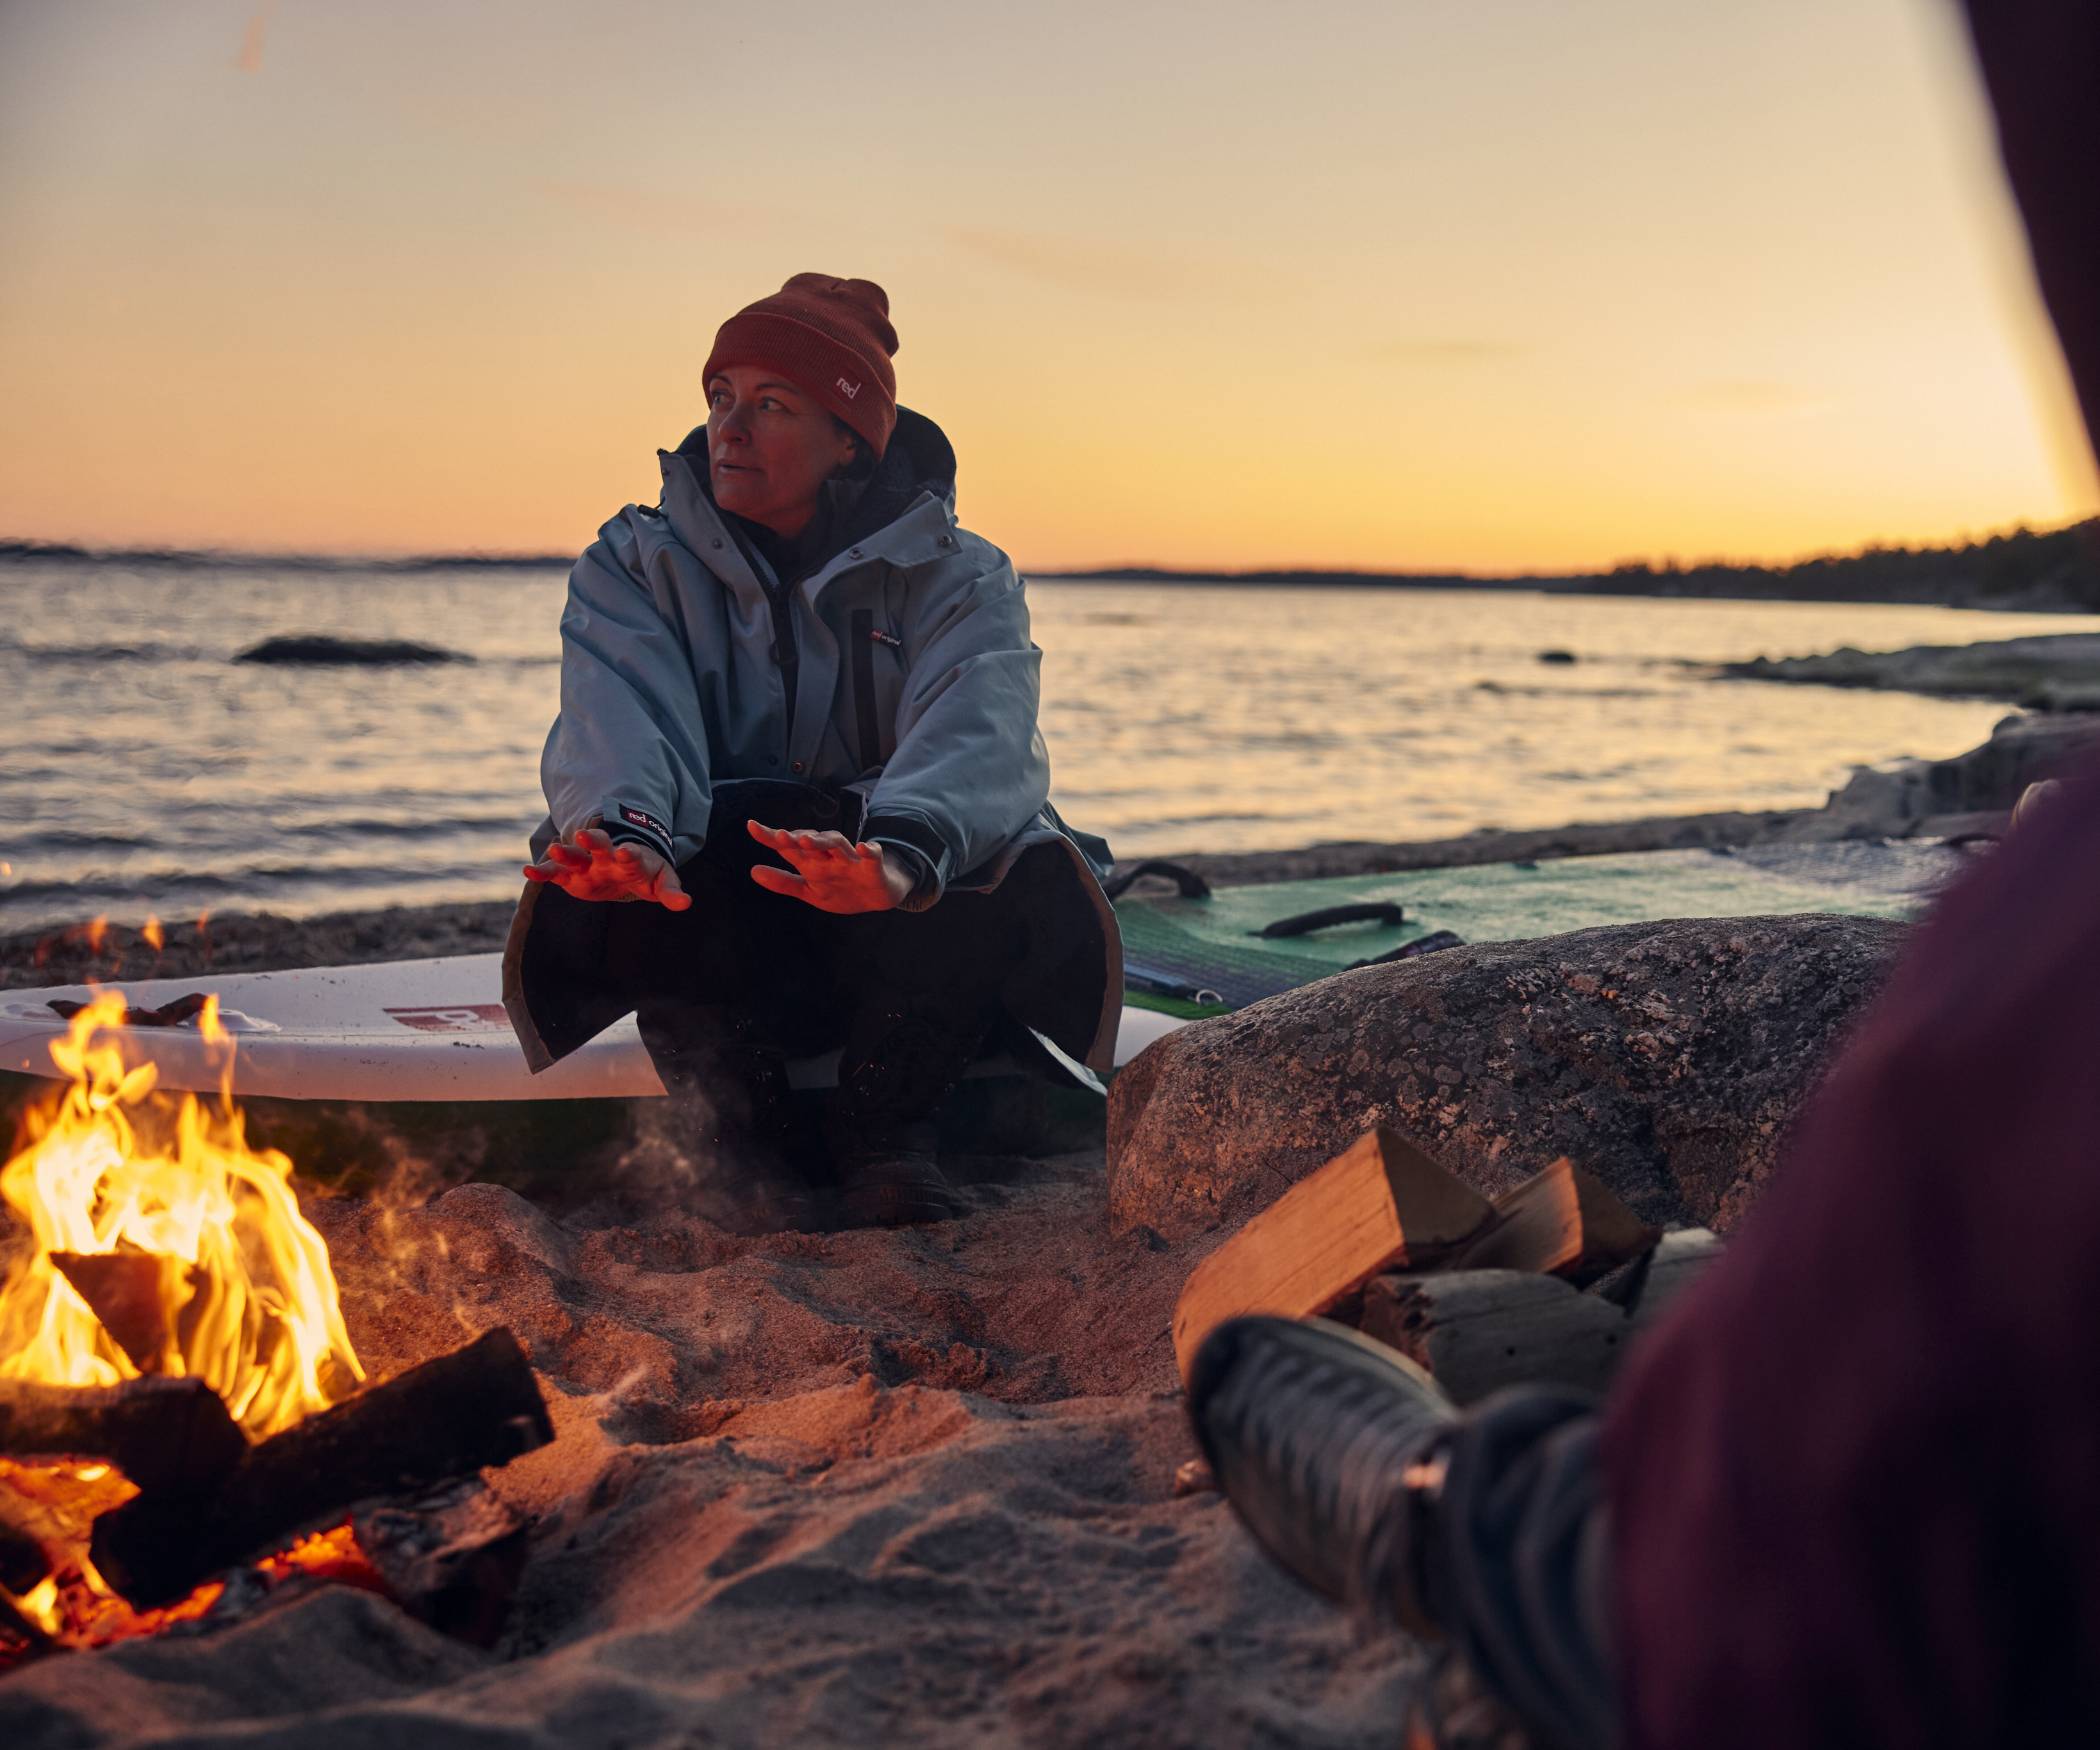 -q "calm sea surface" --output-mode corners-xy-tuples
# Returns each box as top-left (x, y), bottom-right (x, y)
(4, 557), (2095, 935)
